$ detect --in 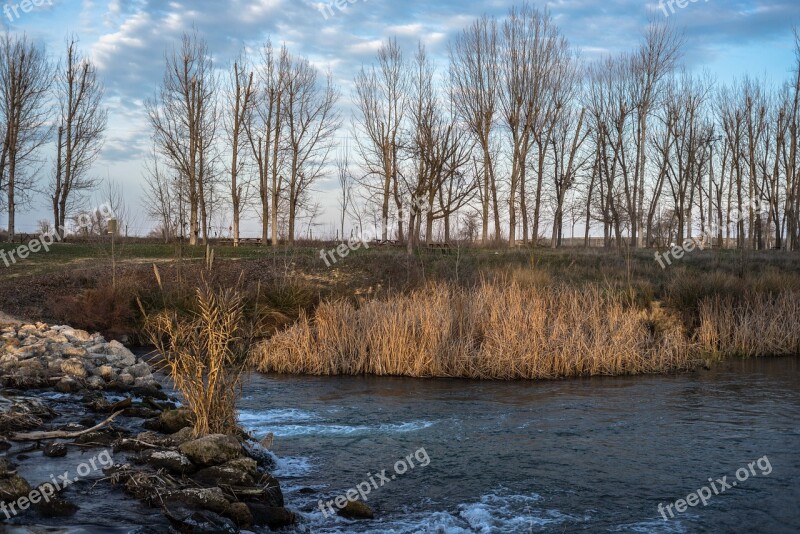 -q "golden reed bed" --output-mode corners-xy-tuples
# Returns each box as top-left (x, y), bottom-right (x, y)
(253, 282), (702, 379)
